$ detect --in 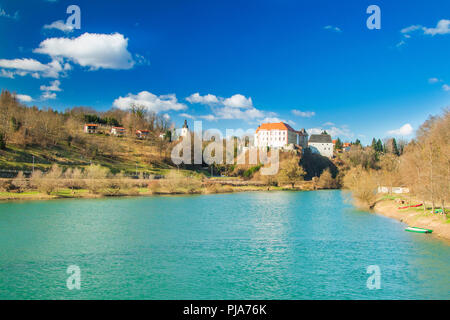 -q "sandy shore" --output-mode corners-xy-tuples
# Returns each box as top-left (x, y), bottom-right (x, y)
(374, 199), (450, 242)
